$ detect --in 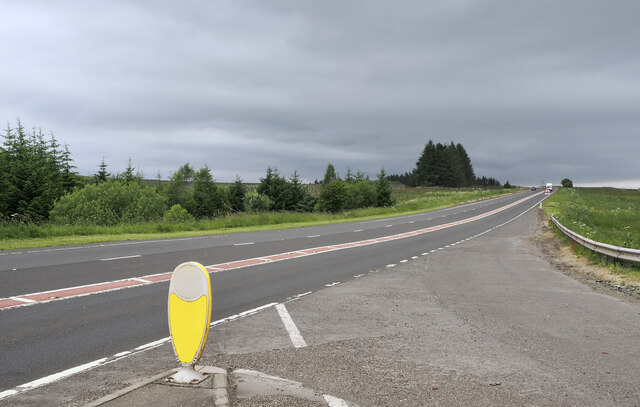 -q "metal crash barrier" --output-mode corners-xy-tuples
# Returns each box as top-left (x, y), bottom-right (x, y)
(550, 214), (640, 265)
